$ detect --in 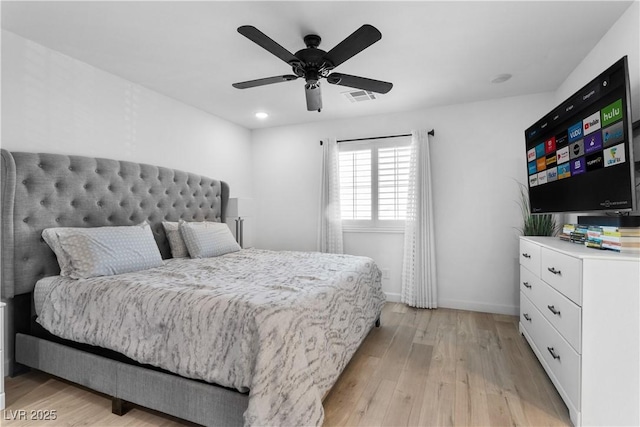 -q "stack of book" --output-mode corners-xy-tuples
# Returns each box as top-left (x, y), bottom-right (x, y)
(559, 223), (640, 254)
(603, 226), (640, 254)
(559, 224), (589, 244)
(559, 224), (574, 242)
(586, 226), (604, 249)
